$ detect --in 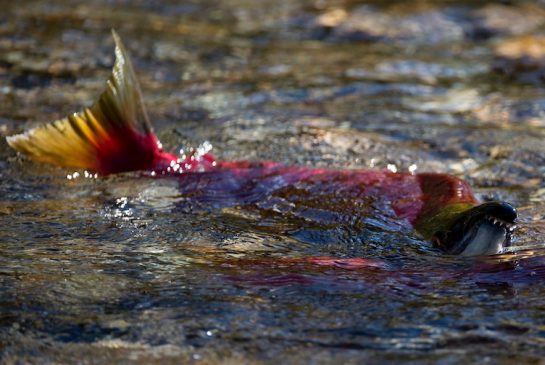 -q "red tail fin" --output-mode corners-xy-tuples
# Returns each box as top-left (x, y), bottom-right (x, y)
(6, 30), (177, 175)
